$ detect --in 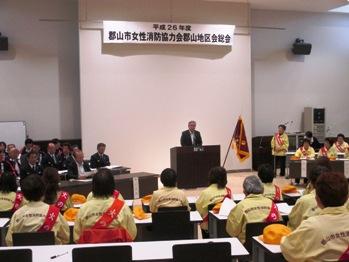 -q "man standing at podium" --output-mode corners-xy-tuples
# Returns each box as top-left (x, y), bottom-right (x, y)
(180, 120), (203, 147)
